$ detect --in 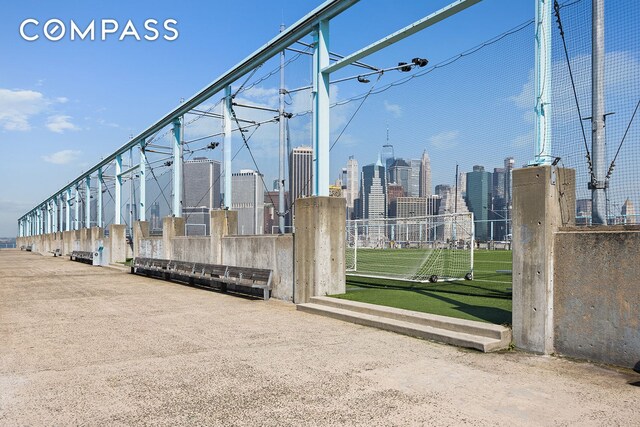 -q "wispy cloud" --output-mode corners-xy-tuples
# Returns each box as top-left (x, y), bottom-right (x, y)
(42, 149), (81, 164)
(0, 88), (73, 132)
(384, 100), (402, 118)
(0, 88), (48, 131)
(429, 130), (460, 149)
(46, 115), (80, 133)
